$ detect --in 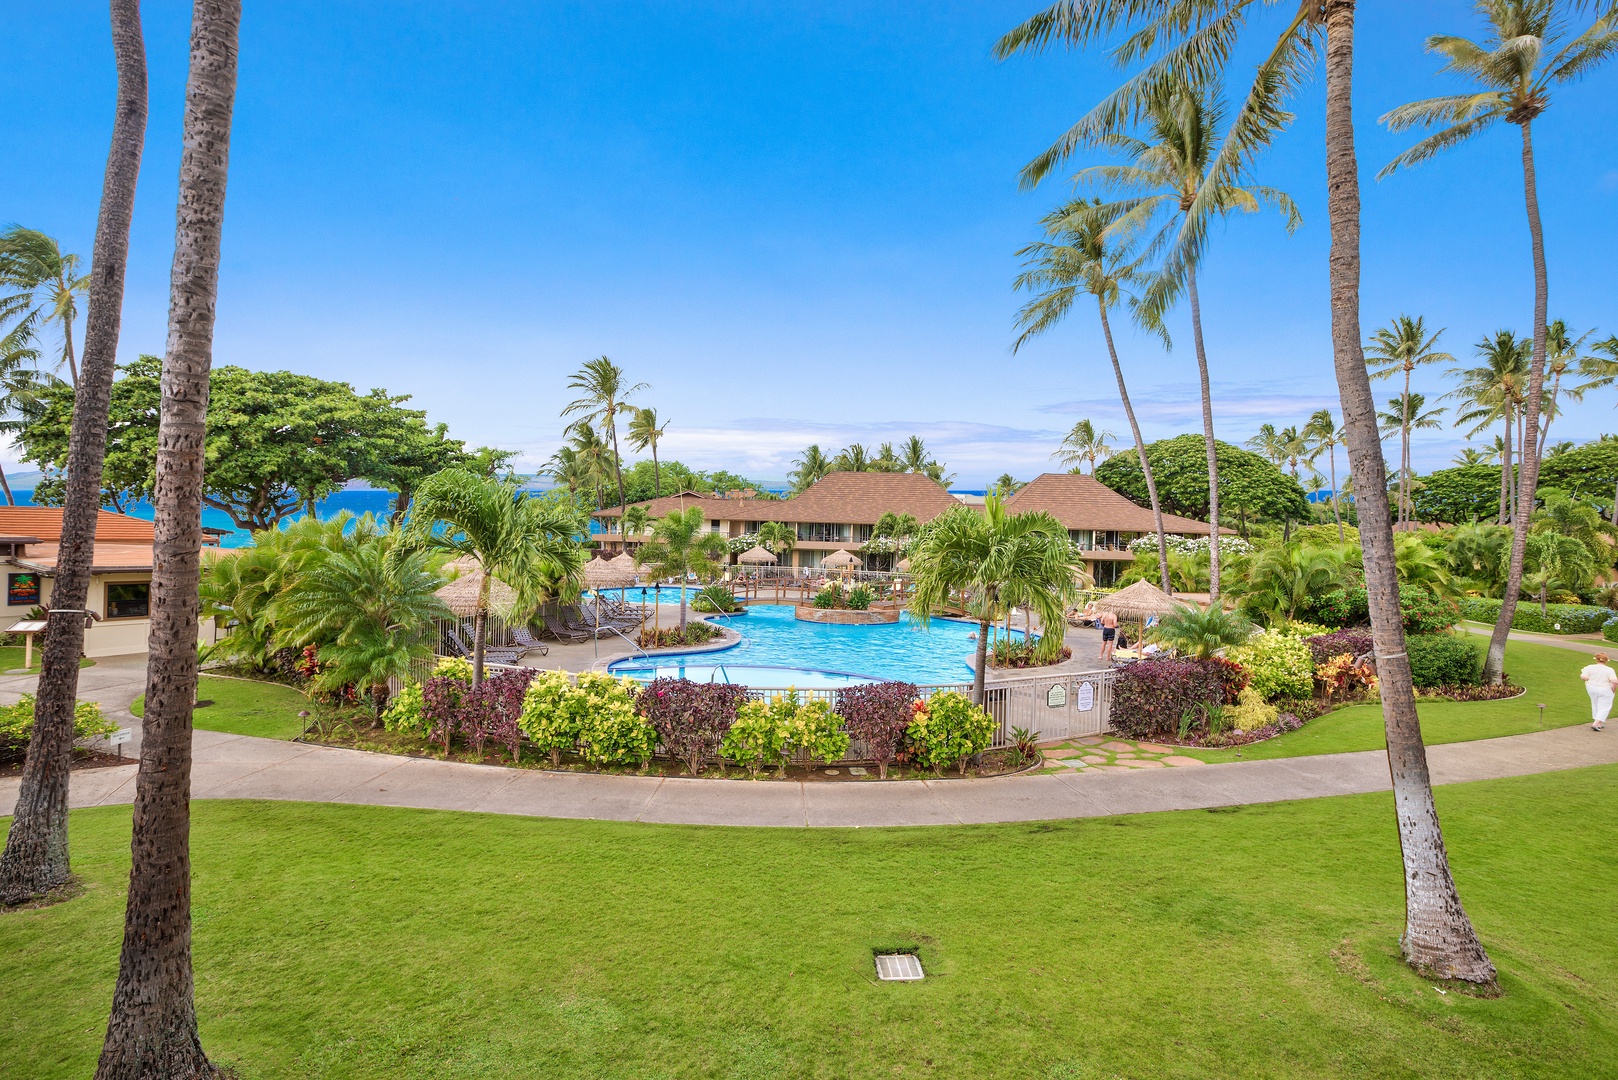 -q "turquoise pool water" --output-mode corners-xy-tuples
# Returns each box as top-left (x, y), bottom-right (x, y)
(609, 603), (1022, 686)
(592, 586), (716, 605)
